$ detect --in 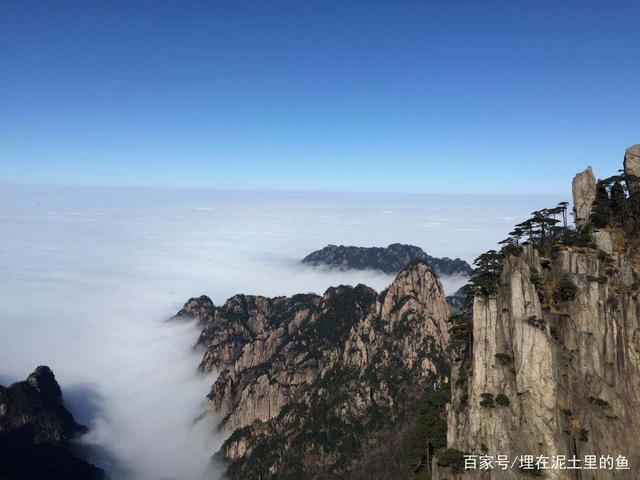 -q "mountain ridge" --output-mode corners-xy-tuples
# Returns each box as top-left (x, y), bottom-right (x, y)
(174, 259), (452, 478)
(301, 243), (472, 276)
